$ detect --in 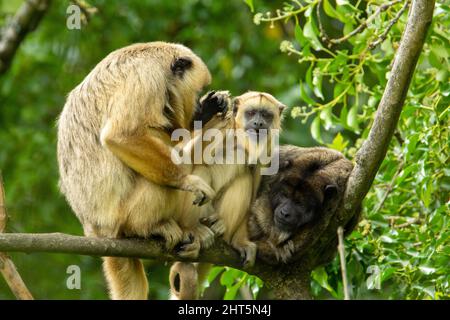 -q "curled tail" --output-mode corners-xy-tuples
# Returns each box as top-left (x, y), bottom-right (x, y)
(169, 262), (212, 300)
